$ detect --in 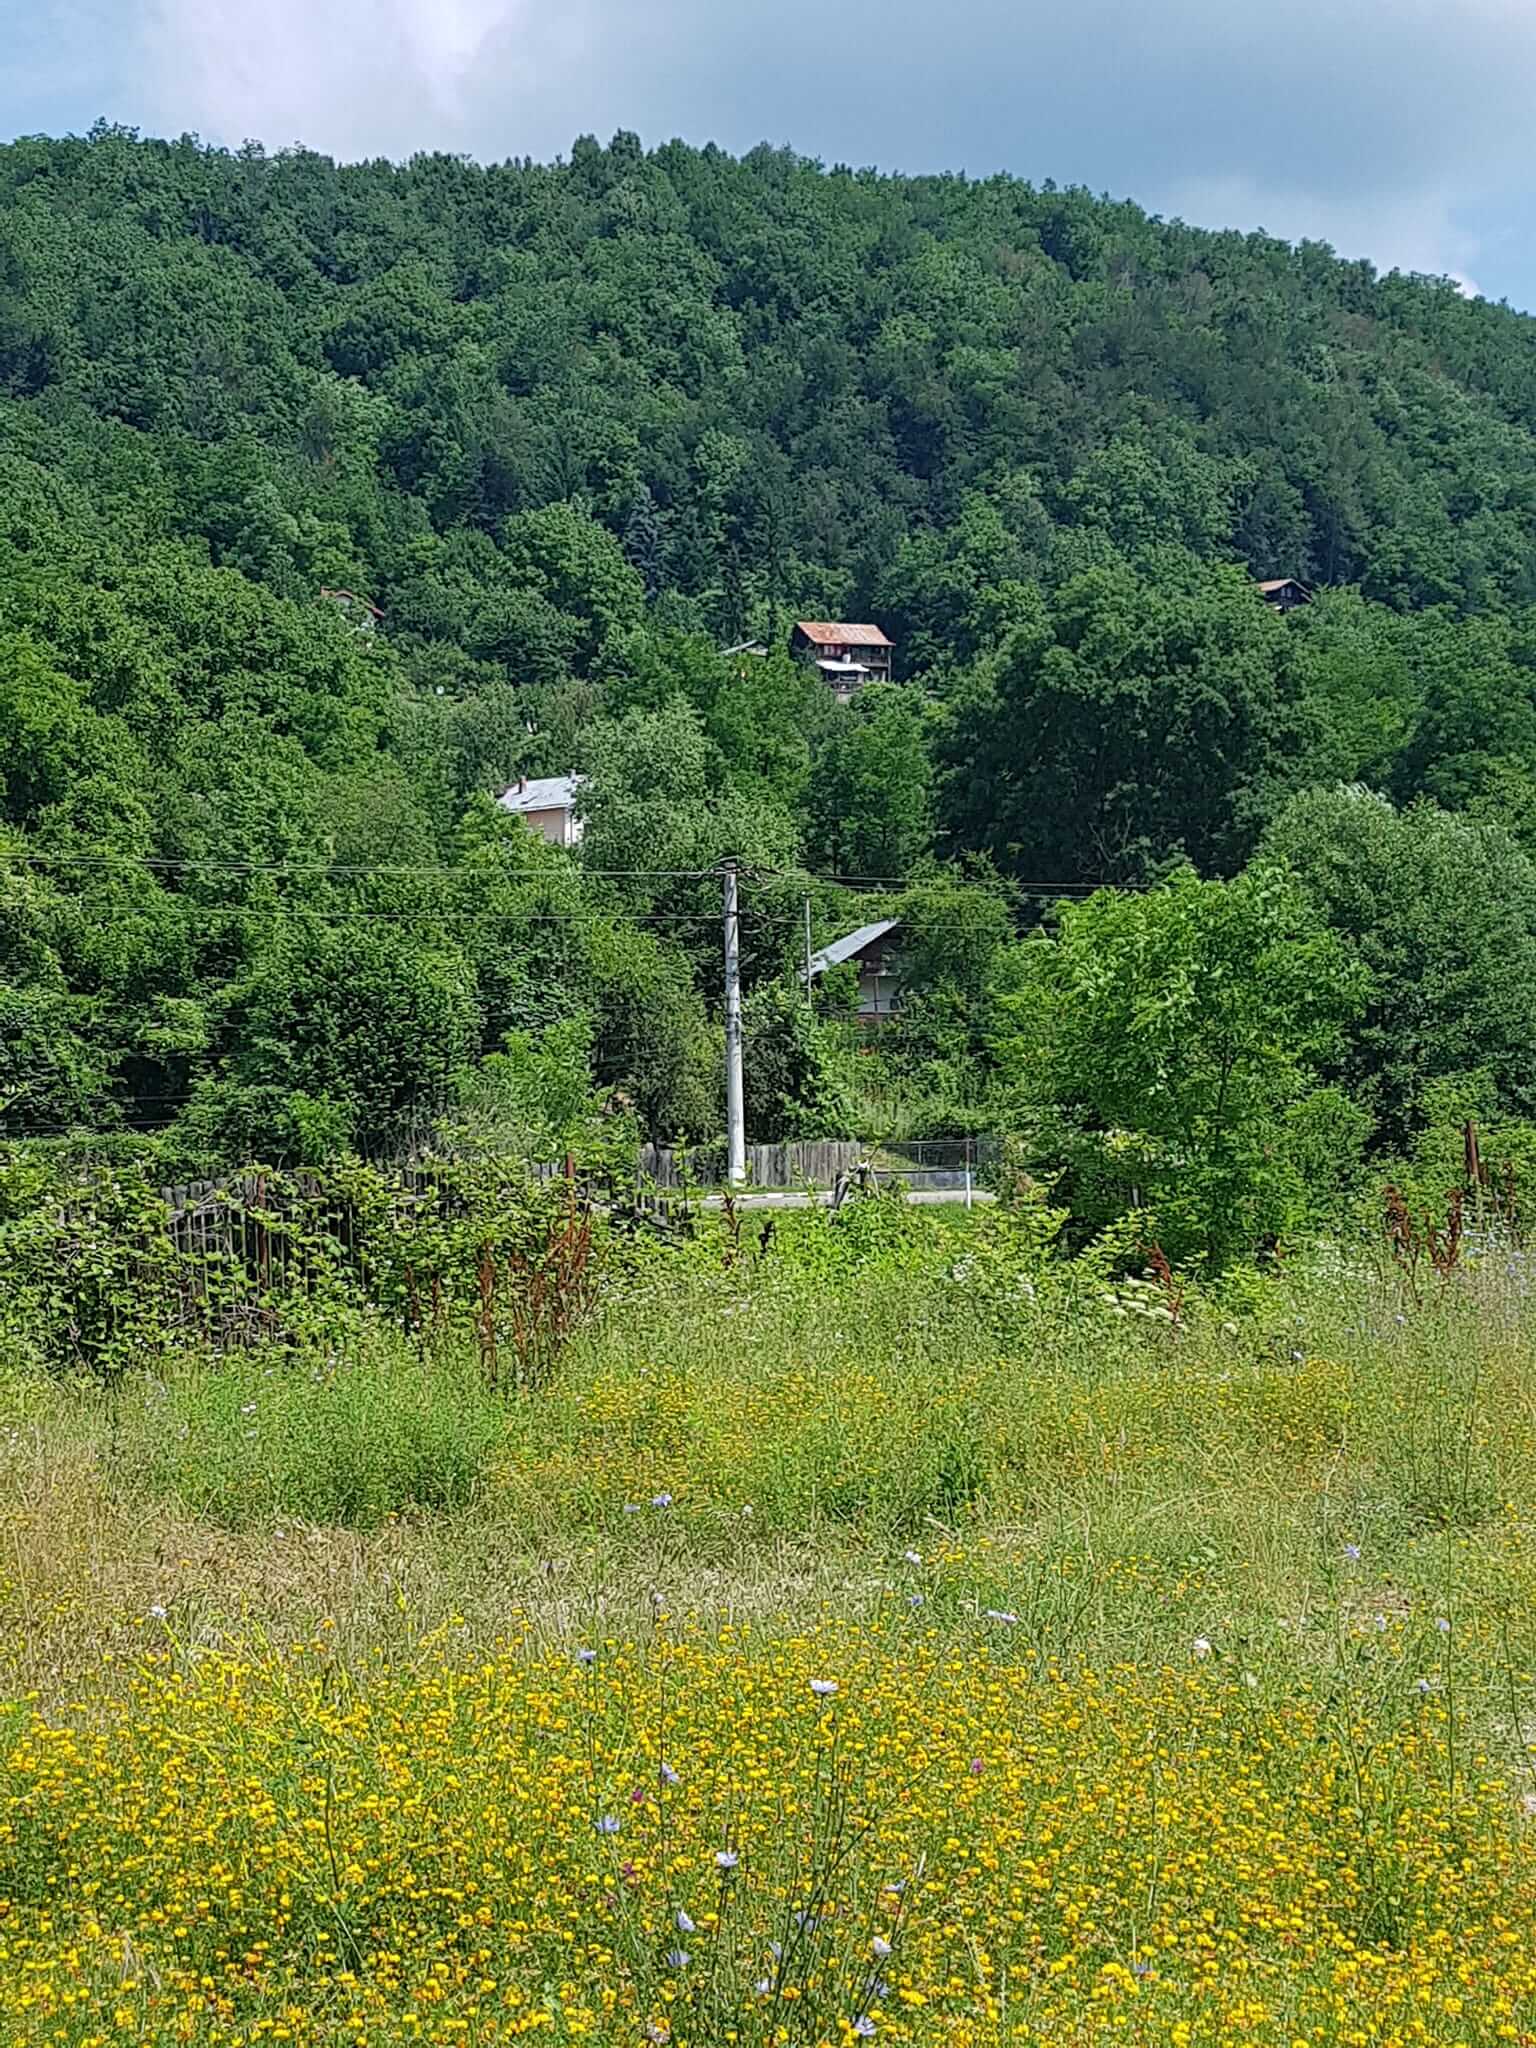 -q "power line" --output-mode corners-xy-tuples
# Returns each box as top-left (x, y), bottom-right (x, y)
(0, 848), (1138, 892)
(35, 905), (760, 926)
(16, 909), (1087, 947)
(0, 850), (721, 879)
(5, 1122), (193, 1137)
(803, 874), (1102, 890)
